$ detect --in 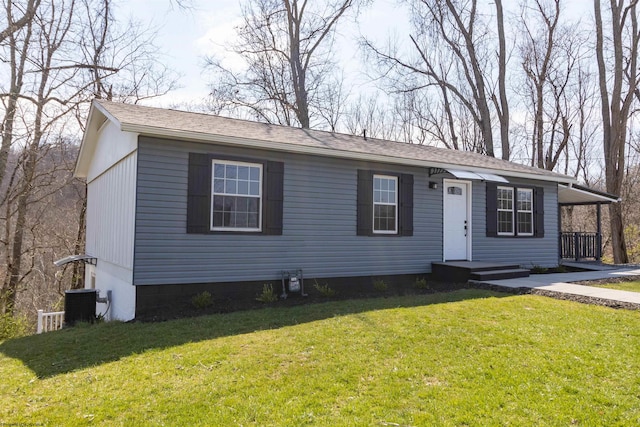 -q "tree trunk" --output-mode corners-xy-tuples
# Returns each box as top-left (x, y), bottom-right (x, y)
(71, 184), (87, 289)
(594, 0), (636, 263)
(495, 0), (510, 160)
